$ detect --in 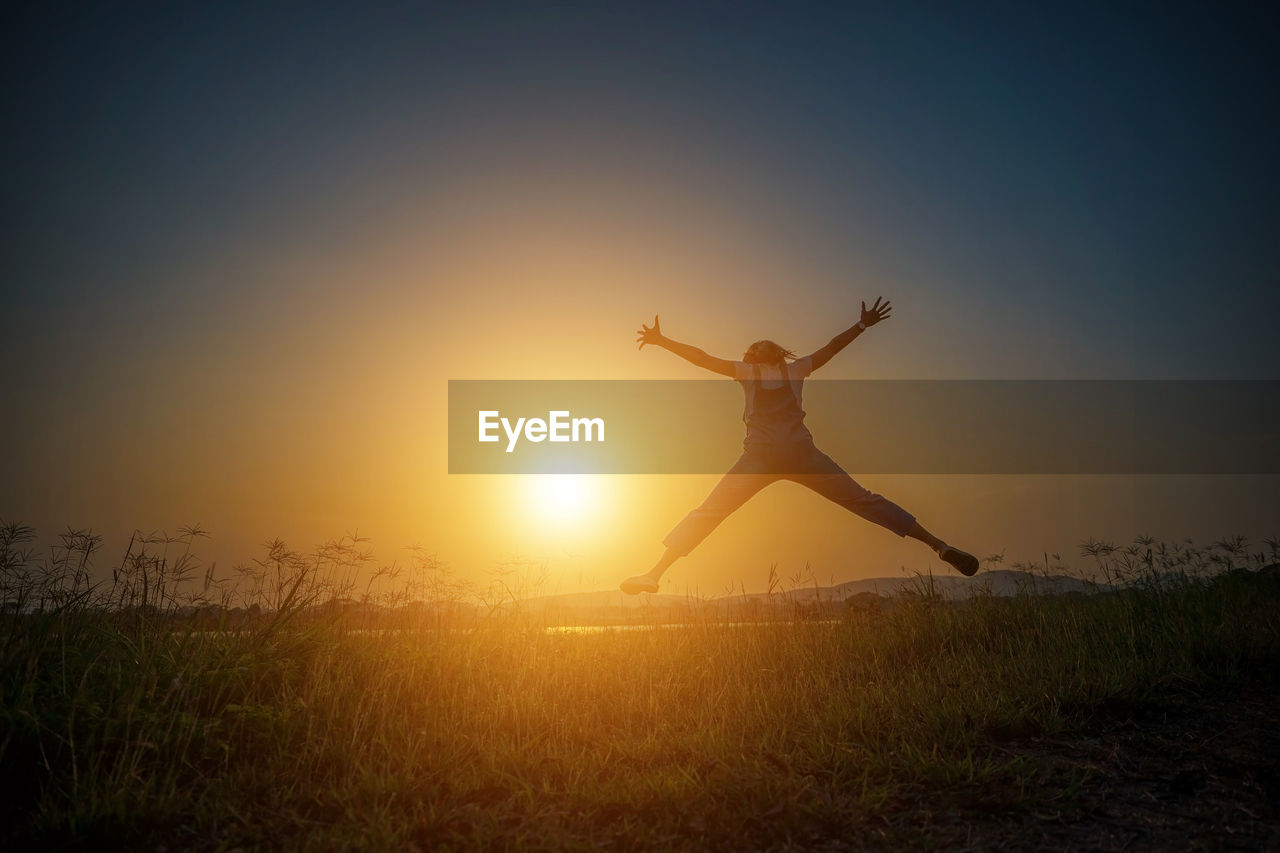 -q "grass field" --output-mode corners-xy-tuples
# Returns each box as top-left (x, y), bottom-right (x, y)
(3, 525), (1278, 850)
